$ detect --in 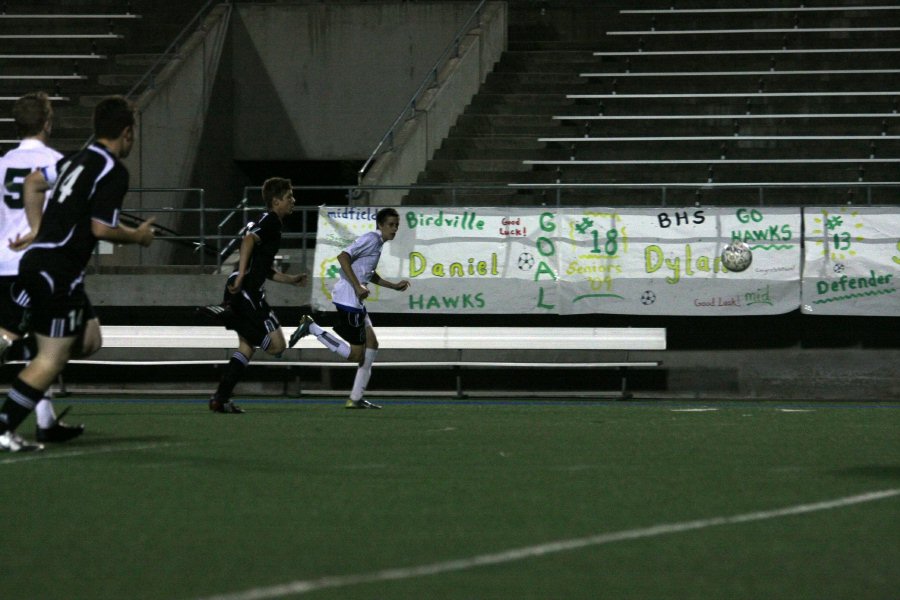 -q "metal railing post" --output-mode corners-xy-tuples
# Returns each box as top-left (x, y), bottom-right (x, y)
(198, 189), (206, 269)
